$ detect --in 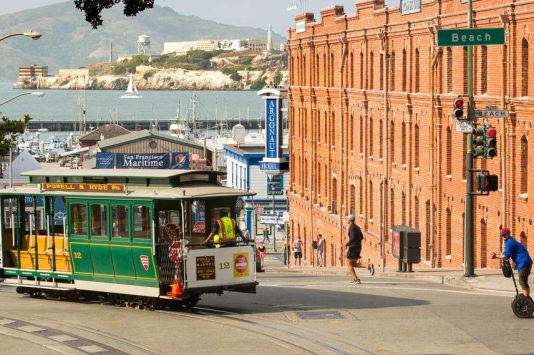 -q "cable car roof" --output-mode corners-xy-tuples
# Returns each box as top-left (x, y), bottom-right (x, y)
(22, 169), (224, 179)
(1, 183), (254, 200)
